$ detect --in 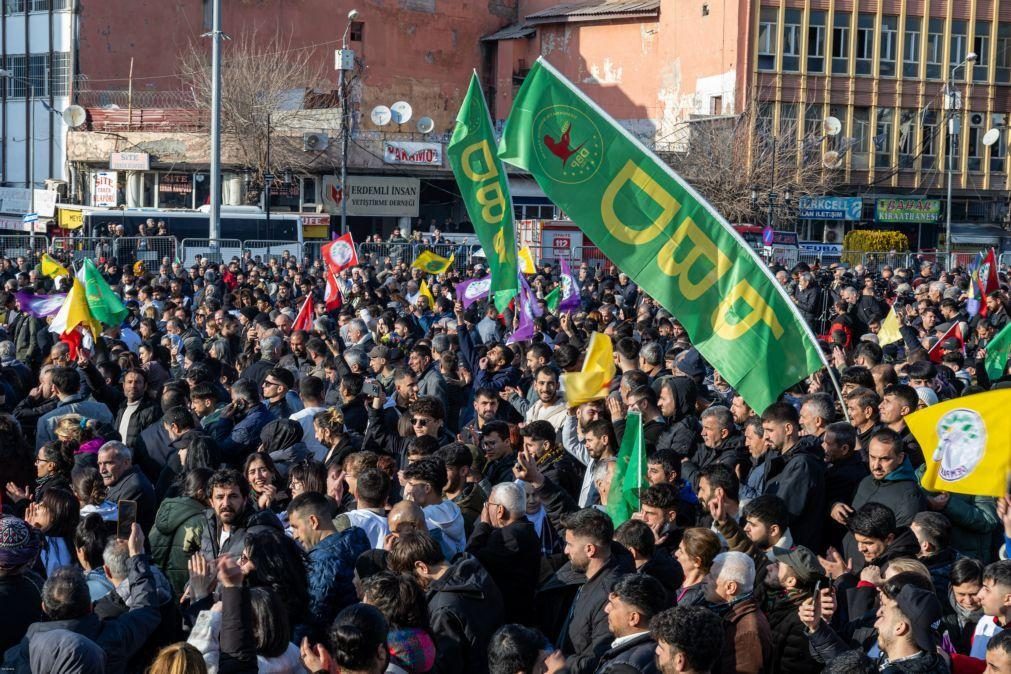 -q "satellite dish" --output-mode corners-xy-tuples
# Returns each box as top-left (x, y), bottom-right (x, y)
(62, 105), (86, 128)
(370, 105), (391, 127)
(983, 128), (1002, 147)
(823, 116), (842, 137)
(823, 150), (843, 169)
(390, 101), (413, 125)
(416, 116), (435, 134)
